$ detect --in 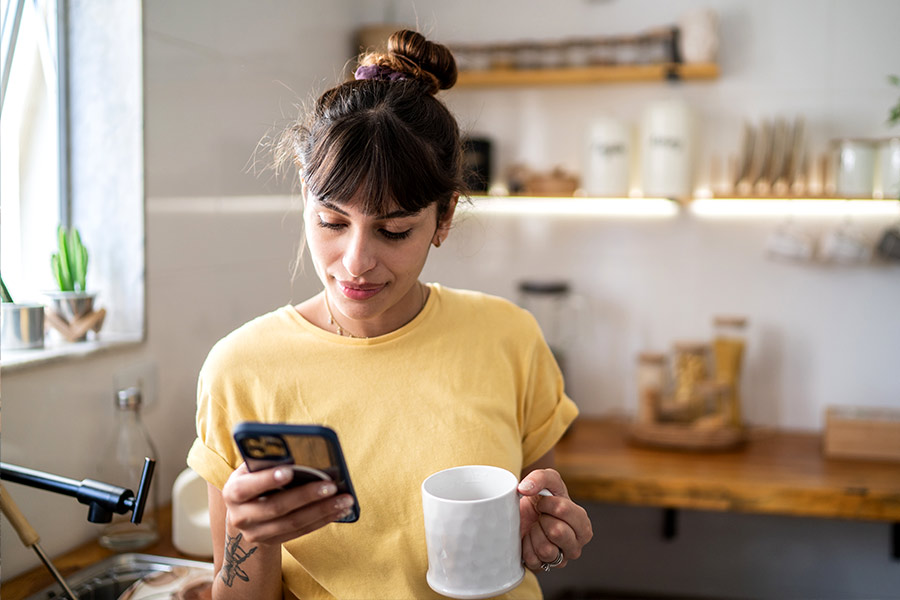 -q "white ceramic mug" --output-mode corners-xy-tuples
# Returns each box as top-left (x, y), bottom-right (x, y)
(421, 465), (525, 599)
(820, 223), (872, 265)
(765, 223), (816, 262)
